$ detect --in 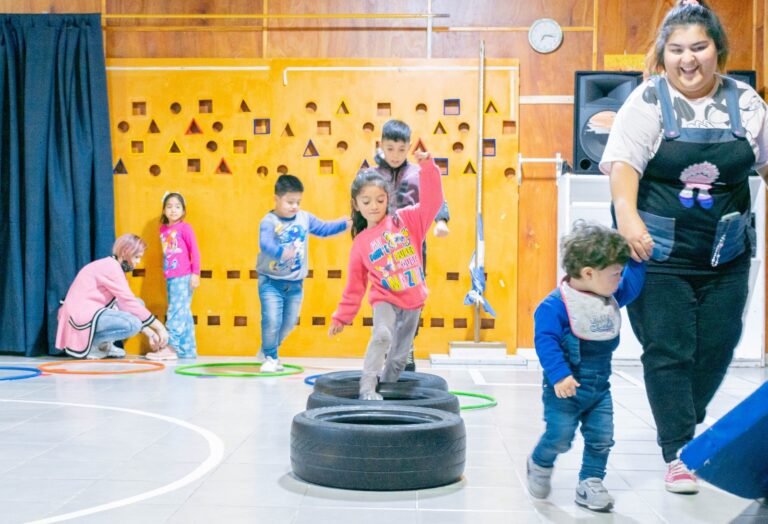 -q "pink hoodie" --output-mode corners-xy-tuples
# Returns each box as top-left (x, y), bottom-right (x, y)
(56, 257), (155, 357)
(332, 159), (444, 324)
